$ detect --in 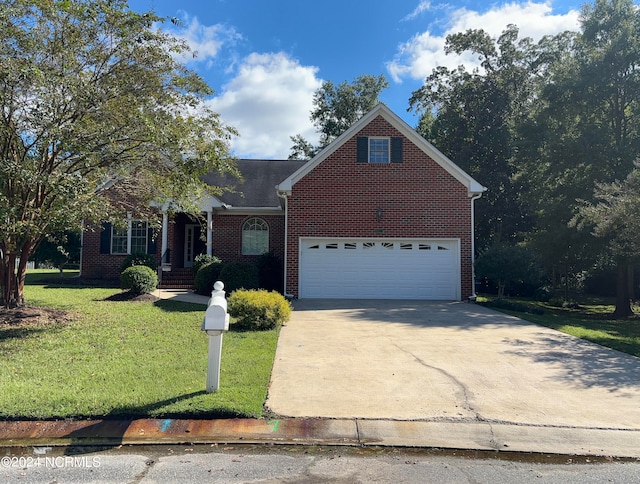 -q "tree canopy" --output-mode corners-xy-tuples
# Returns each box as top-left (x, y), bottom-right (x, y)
(410, 0), (640, 315)
(289, 74), (389, 159)
(0, 0), (237, 307)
